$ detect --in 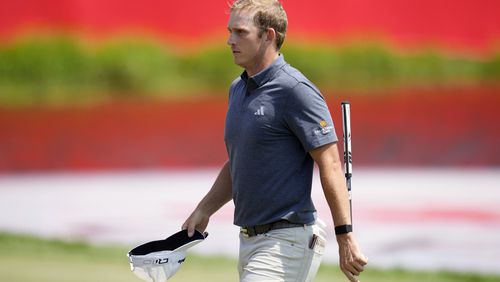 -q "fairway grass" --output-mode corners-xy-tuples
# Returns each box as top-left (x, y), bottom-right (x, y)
(0, 233), (498, 282)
